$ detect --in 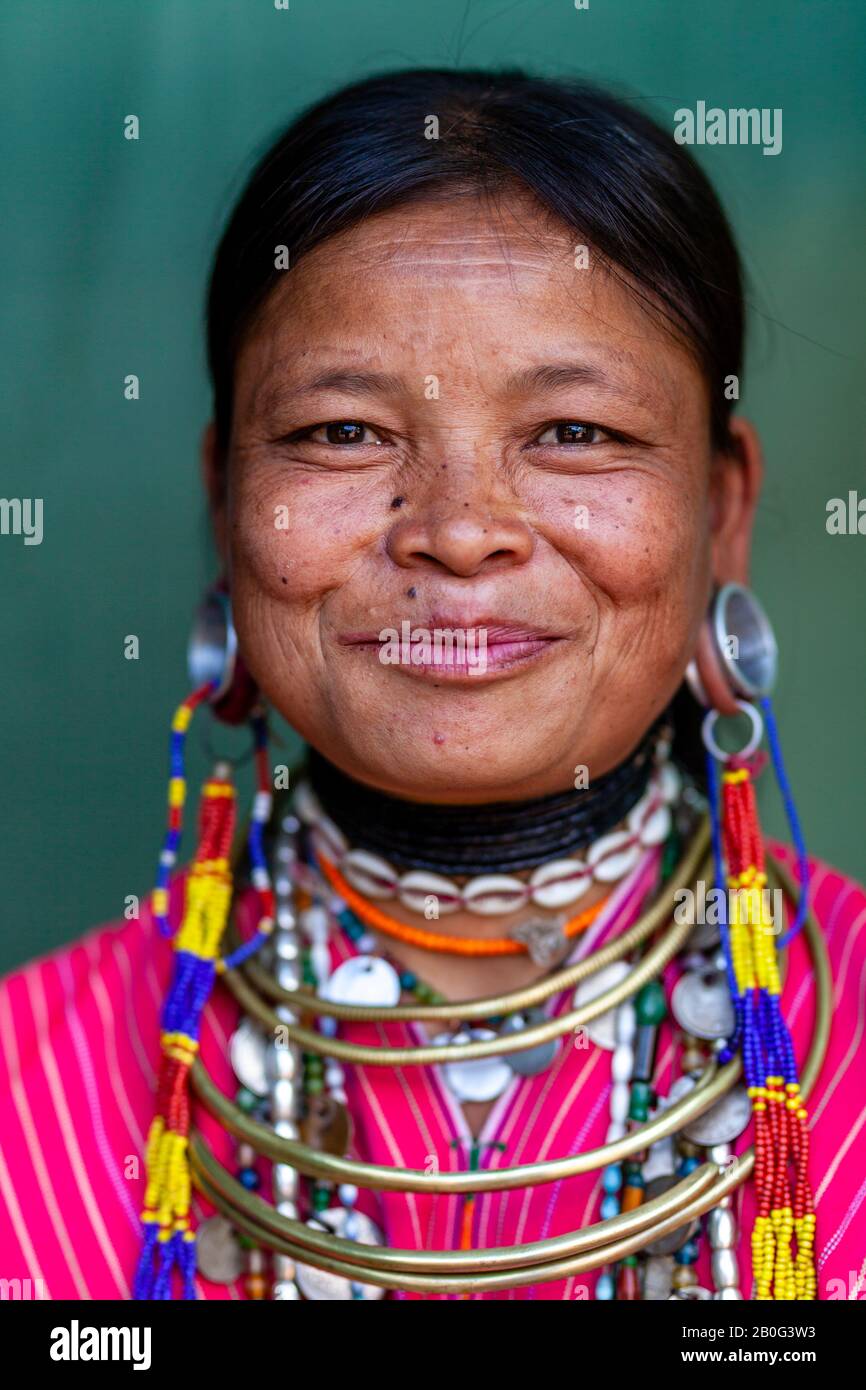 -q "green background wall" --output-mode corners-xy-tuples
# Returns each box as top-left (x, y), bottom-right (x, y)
(1, 0), (863, 973)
